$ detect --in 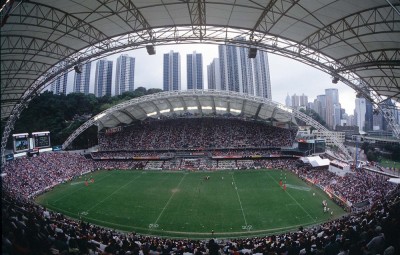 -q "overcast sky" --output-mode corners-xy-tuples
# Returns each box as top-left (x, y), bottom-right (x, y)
(65, 44), (356, 114)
